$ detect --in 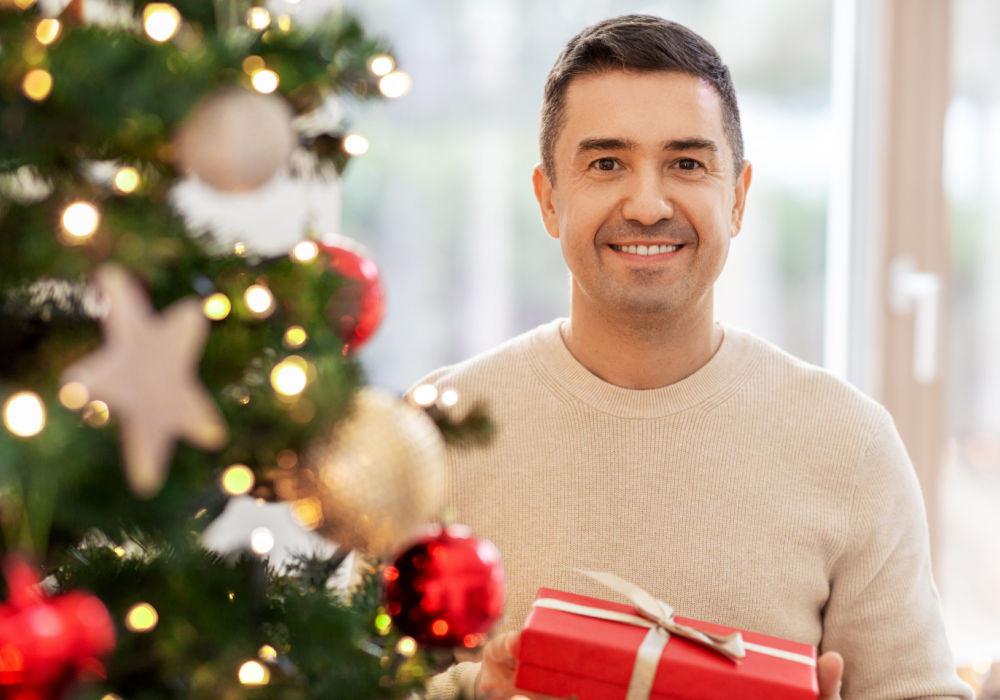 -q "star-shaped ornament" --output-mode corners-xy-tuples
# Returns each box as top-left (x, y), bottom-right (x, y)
(63, 264), (229, 498)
